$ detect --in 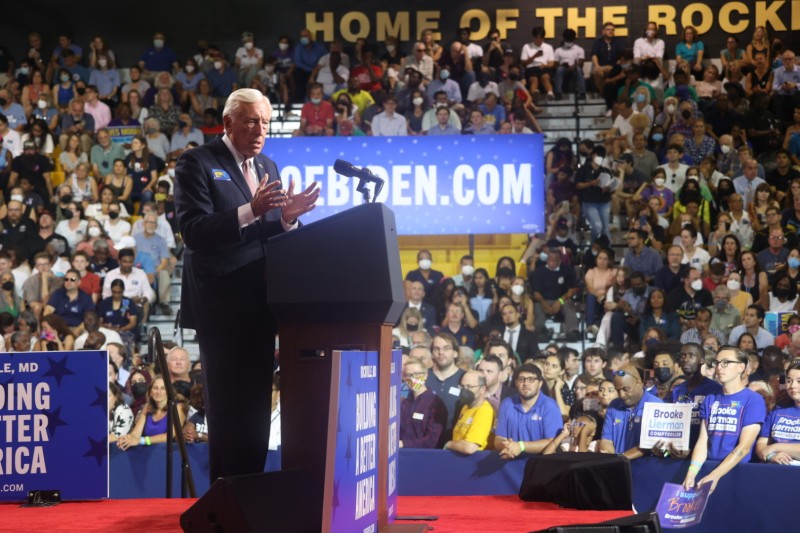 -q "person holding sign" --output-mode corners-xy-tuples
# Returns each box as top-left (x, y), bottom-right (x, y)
(683, 347), (767, 493)
(756, 359), (800, 464)
(599, 365), (663, 459)
(671, 343), (722, 450)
